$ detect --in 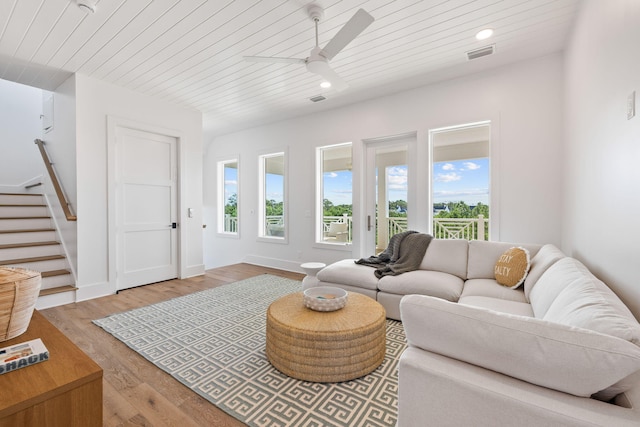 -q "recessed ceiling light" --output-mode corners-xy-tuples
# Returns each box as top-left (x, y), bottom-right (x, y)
(320, 81), (331, 89)
(475, 28), (494, 40)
